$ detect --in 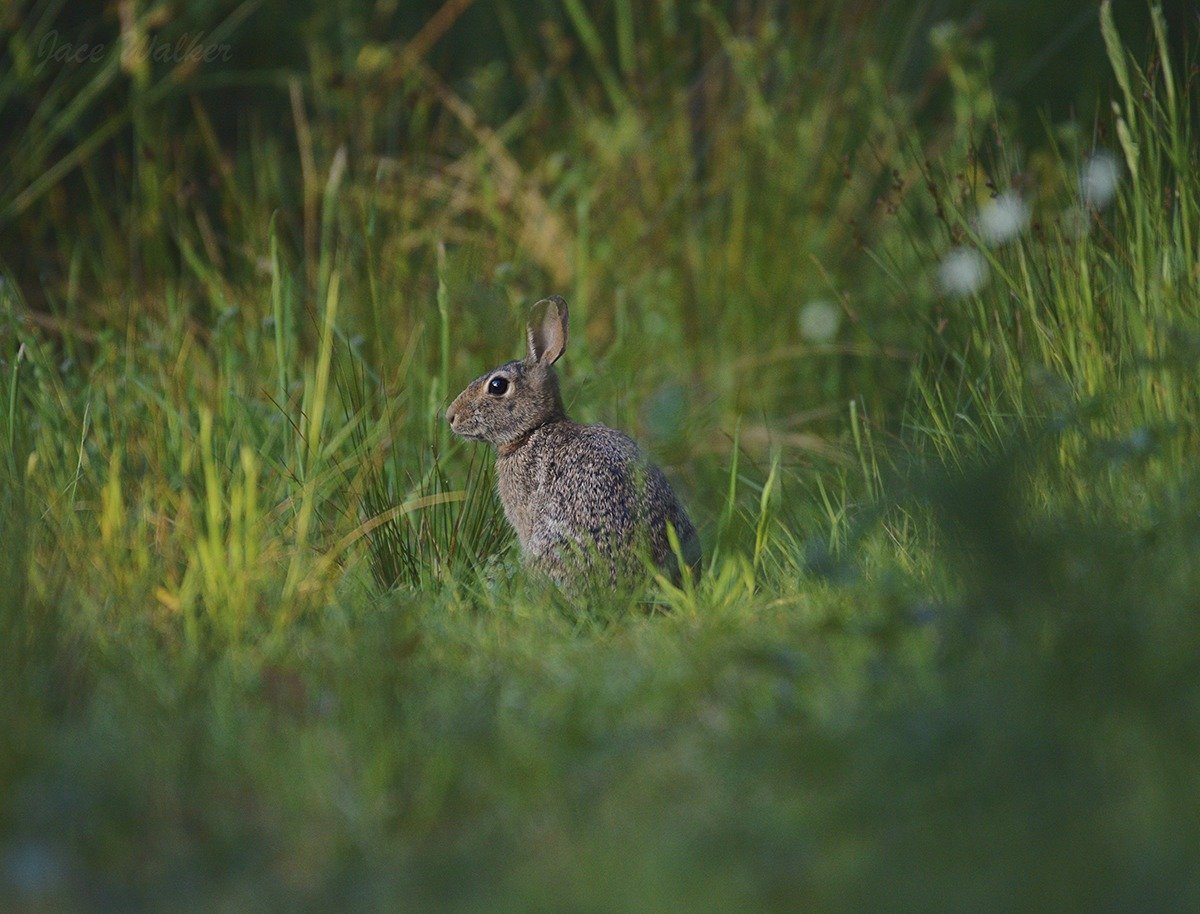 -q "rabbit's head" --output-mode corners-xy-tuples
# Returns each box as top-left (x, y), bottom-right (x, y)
(446, 296), (569, 447)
